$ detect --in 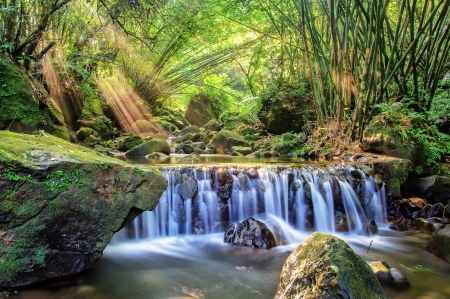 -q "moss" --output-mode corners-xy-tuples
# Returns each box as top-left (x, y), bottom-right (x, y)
(118, 133), (143, 151)
(374, 159), (412, 197)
